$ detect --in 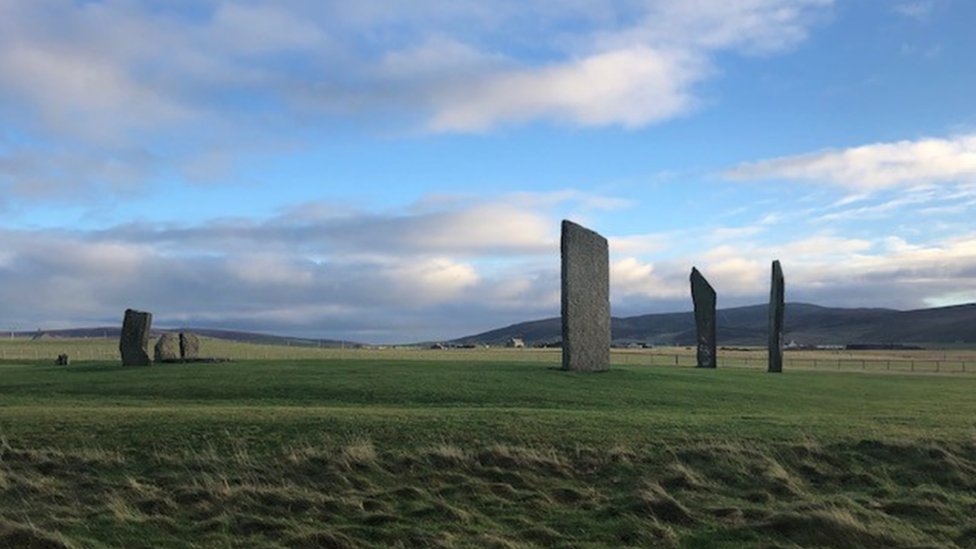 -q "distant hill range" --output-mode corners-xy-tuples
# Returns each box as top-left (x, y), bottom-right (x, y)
(13, 327), (359, 348)
(14, 302), (976, 348)
(450, 302), (976, 347)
